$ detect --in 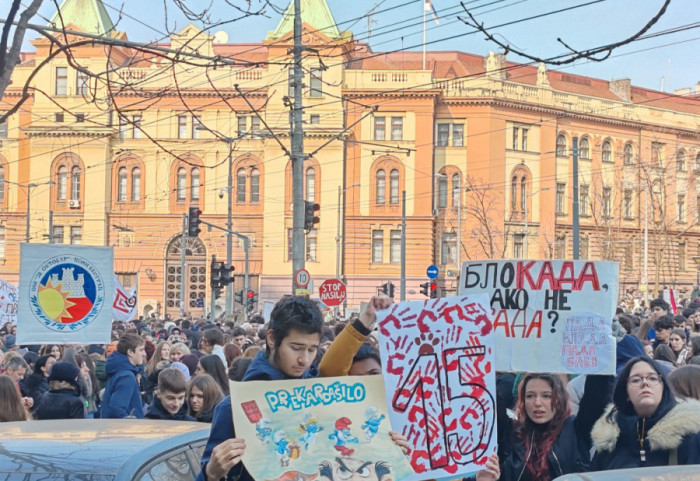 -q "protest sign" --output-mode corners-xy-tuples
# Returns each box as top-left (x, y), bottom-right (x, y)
(0, 278), (18, 325)
(17, 244), (114, 344)
(460, 260), (618, 374)
(376, 295), (497, 481)
(113, 275), (138, 322)
(231, 375), (414, 481)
